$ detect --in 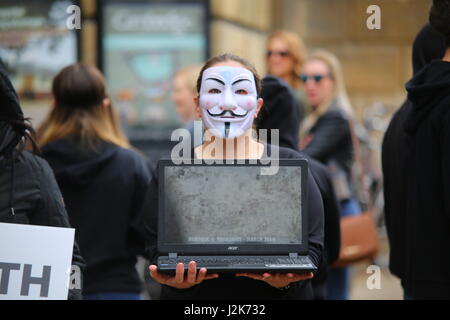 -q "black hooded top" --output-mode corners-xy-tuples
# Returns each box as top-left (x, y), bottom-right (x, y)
(382, 24), (446, 290)
(402, 59), (450, 300)
(0, 61), (23, 122)
(412, 24), (447, 76)
(0, 61), (85, 300)
(41, 138), (152, 295)
(0, 61), (24, 157)
(382, 20), (450, 298)
(256, 76), (301, 151)
(255, 75), (340, 299)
